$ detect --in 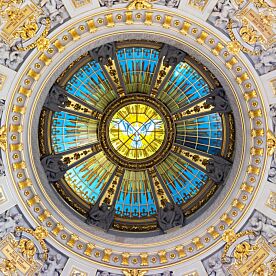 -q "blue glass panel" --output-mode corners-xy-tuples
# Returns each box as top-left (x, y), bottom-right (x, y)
(157, 153), (208, 204)
(51, 111), (98, 154)
(117, 47), (159, 94)
(64, 152), (116, 204)
(158, 62), (210, 112)
(175, 113), (223, 155)
(65, 60), (116, 111)
(115, 170), (156, 218)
